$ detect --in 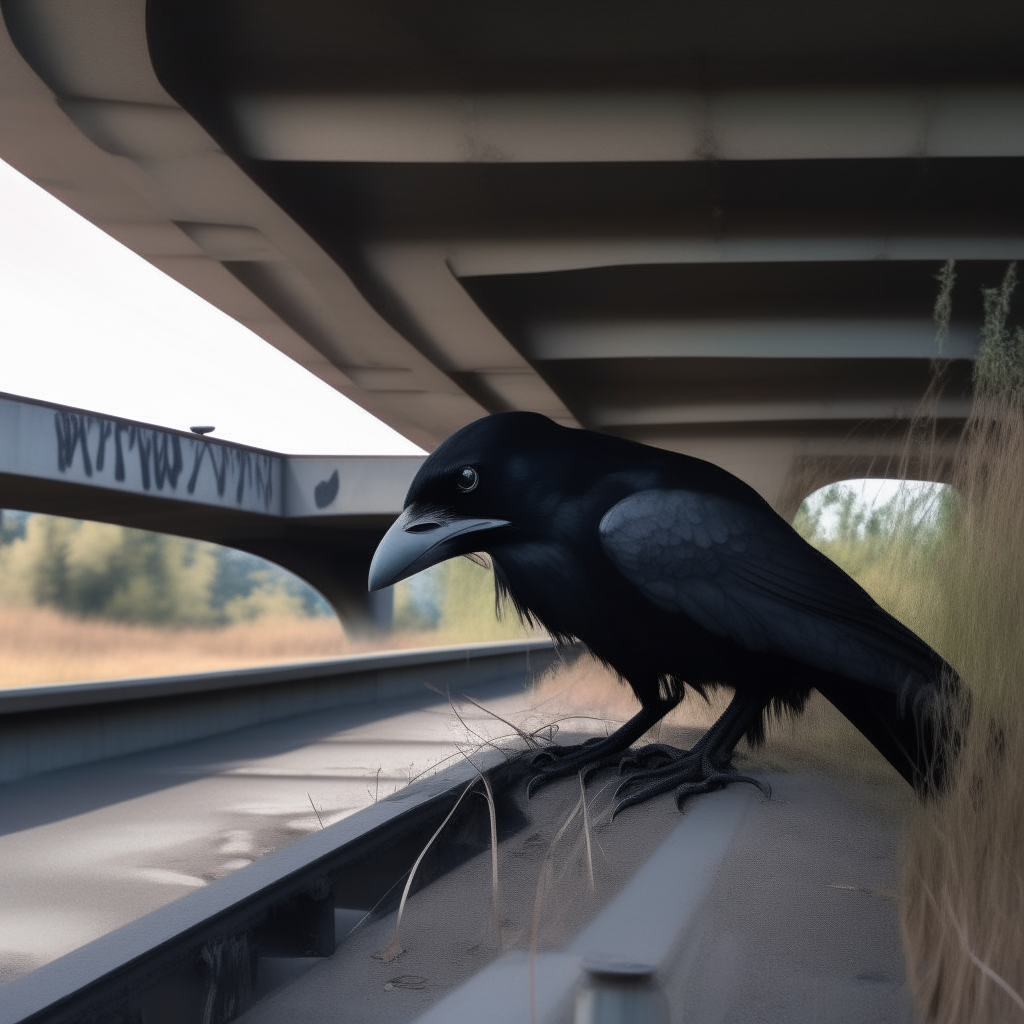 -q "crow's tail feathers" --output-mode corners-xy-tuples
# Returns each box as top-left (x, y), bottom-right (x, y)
(817, 665), (966, 796)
